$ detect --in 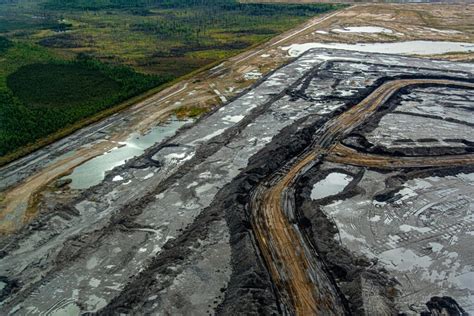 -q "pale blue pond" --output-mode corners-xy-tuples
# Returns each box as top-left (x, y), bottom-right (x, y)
(65, 117), (191, 190)
(311, 172), (353, 200)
